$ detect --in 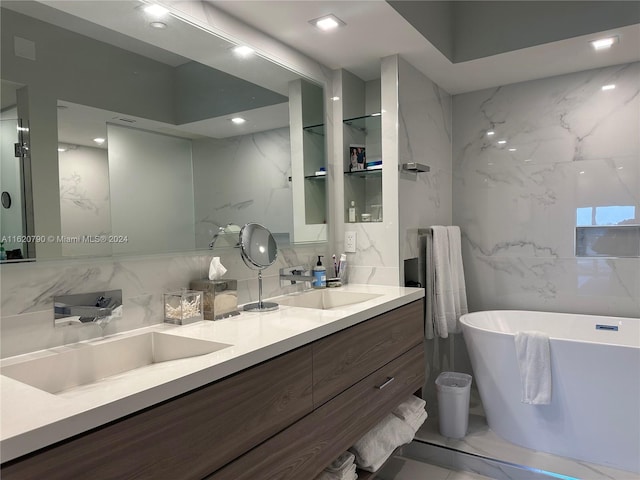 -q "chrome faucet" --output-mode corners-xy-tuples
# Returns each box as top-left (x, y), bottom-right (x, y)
(209, 224), (240, 249)
(54, 289), (122, 328)
(279, 266), (315, 285)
